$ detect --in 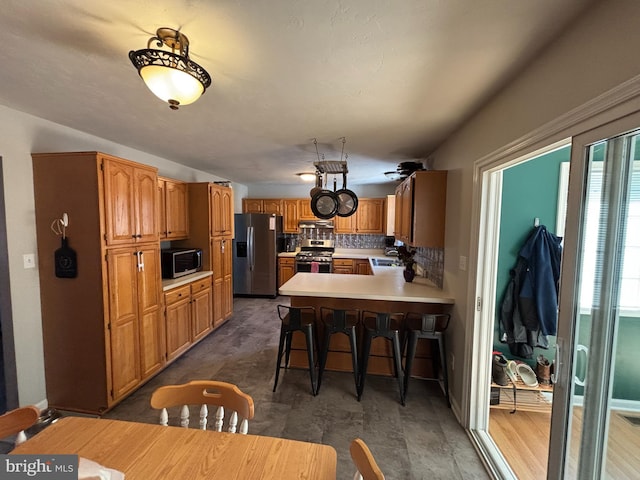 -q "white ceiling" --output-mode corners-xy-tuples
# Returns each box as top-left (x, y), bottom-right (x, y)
(0, 0), (593, 186)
